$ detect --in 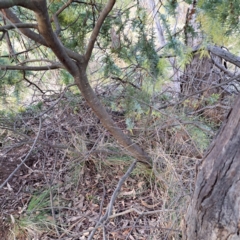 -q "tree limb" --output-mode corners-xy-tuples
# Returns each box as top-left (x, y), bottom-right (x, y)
(85, 0), (116, 63)
(0, 0), (30, 9)
(0, 64), (63, 71)
(50, 0), (73, 21)
(0, 23), (37, 31)
(33, 0), (81, 75)
(2, 8), (84, 62)
(207, 45), (240, 68)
